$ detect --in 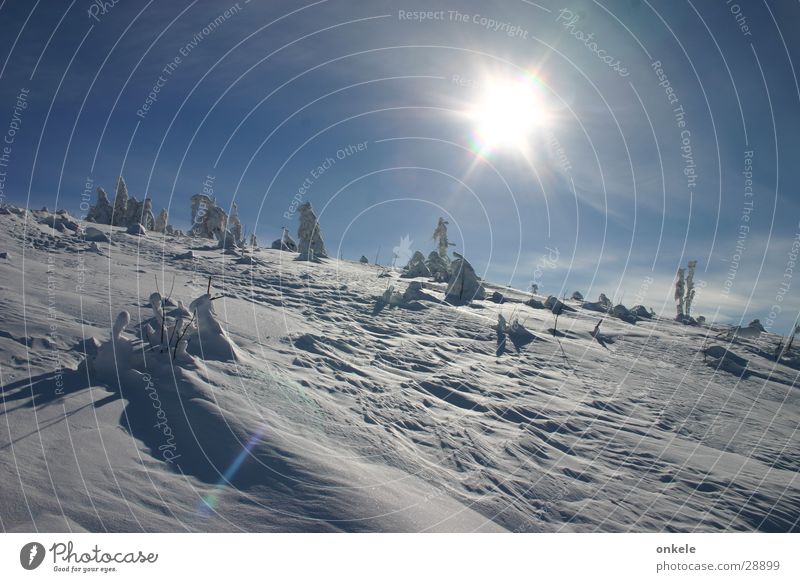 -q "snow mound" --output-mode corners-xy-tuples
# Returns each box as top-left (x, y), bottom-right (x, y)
(84, 226), (111, 242)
